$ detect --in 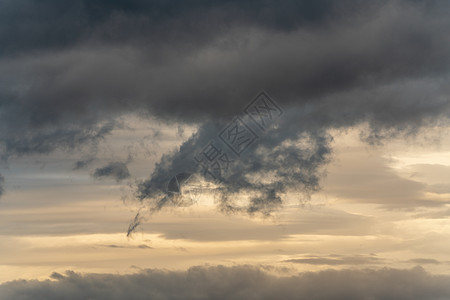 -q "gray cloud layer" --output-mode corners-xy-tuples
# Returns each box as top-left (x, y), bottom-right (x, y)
(1, 265), (450, 300)
(1, 0), (449, 155)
